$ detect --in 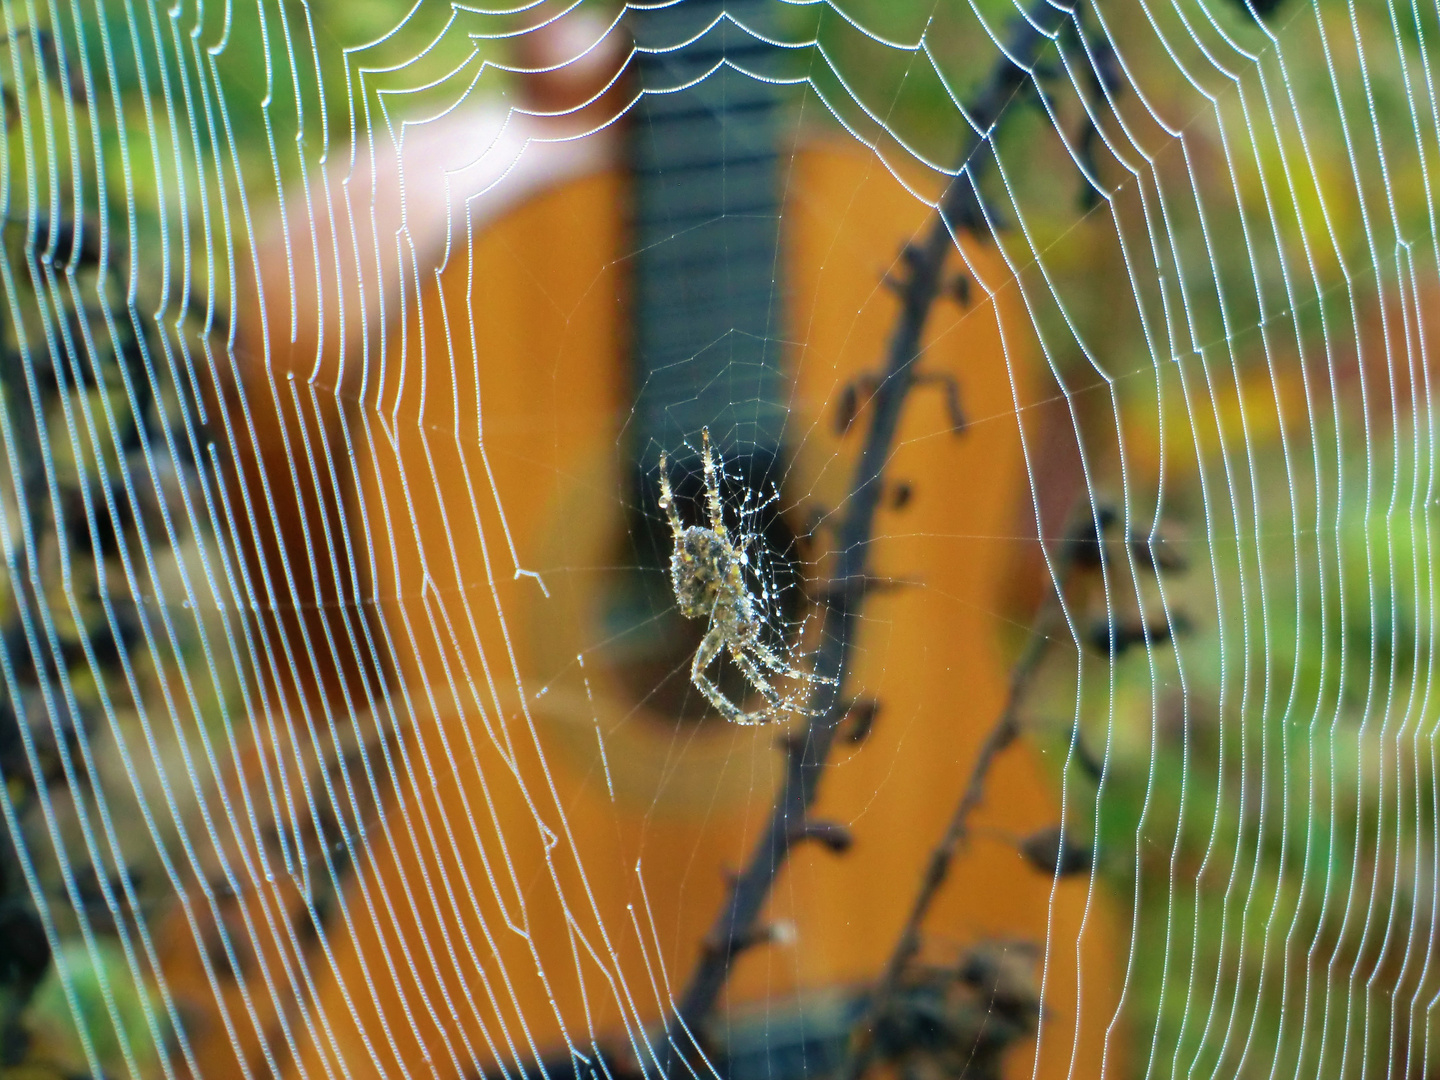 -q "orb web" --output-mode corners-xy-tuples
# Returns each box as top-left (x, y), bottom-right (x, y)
(0, 2), (1431, 1080)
